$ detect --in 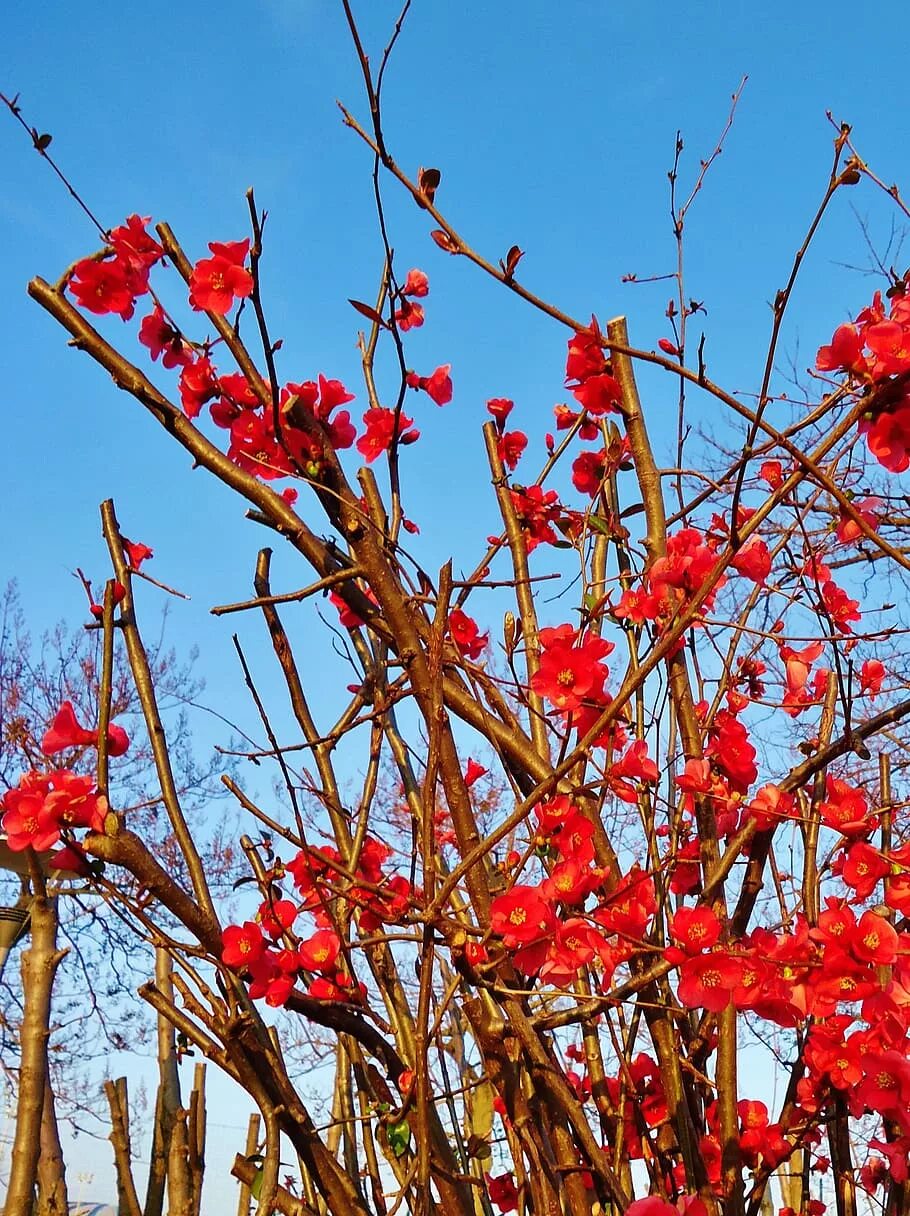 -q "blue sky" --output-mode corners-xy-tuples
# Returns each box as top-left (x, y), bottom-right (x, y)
(2, 0), (910, 1206)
